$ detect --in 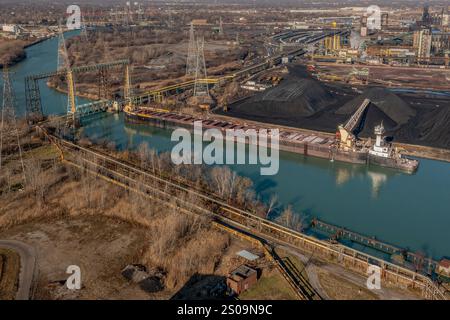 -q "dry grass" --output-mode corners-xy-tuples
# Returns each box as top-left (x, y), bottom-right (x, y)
(0, 135), (232, 294)
(239, 268), (298, 300)
(0, 248), (20, 300)
(317, 270), (378, 300)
